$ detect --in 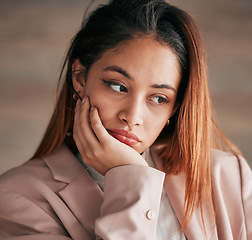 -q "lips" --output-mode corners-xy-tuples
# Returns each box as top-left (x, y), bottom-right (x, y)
(107, 129), (141, 146)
